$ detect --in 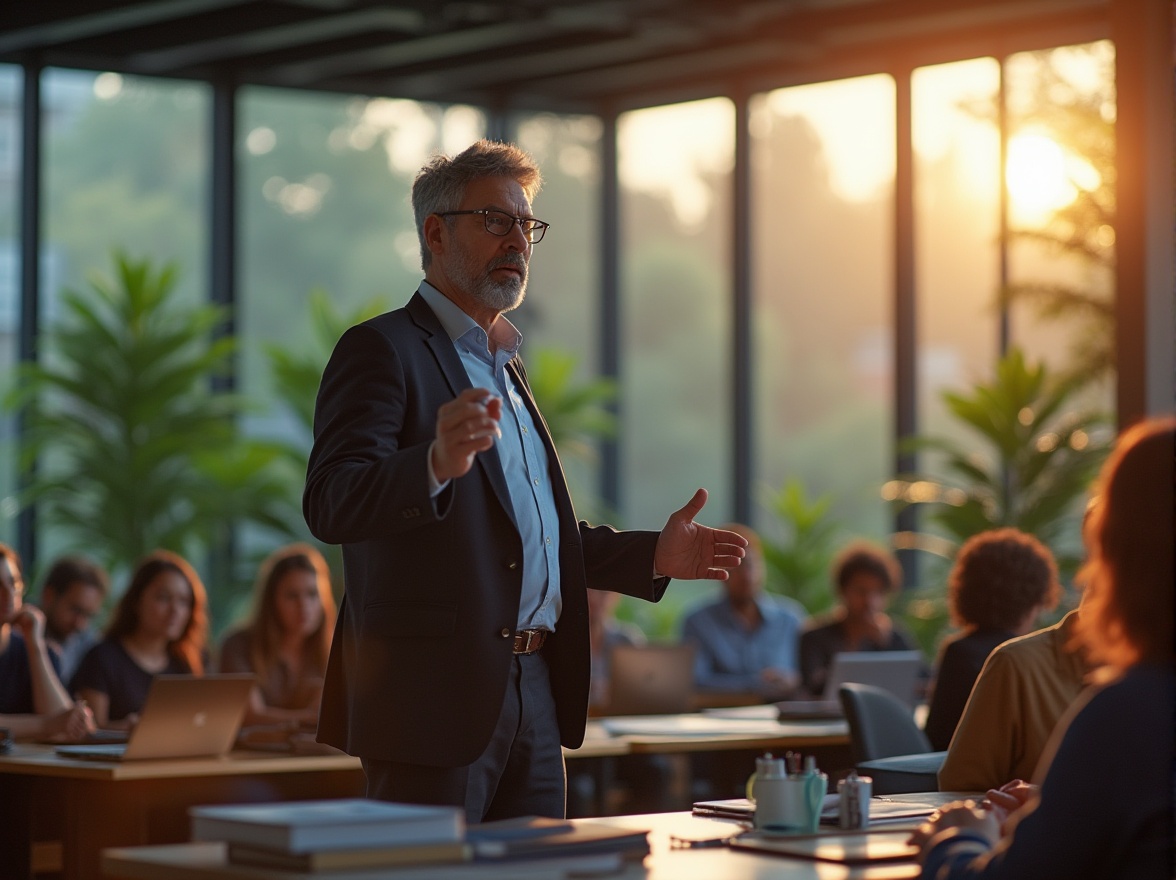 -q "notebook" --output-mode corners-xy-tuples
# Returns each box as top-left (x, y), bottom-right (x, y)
(777, 650), (924, 720)
(55, 673), (254, 761)
(606, 643), (696, 716)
